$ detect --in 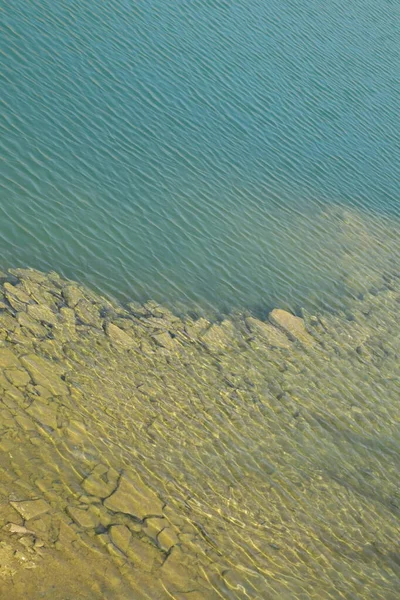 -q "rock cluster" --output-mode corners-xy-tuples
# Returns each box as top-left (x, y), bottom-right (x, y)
(0, 267), (399, 599)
